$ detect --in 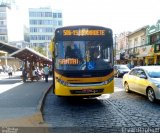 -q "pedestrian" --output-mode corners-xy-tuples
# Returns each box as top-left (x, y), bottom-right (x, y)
(32, 67), (39, 81)
(22, 68), (27, 82)
(8, 66), (13, 78)
(49, 65), (52, 76)
(2, 65), (5, 73)
(0, 65), (2, 74)
(43, 64), (49, 82)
